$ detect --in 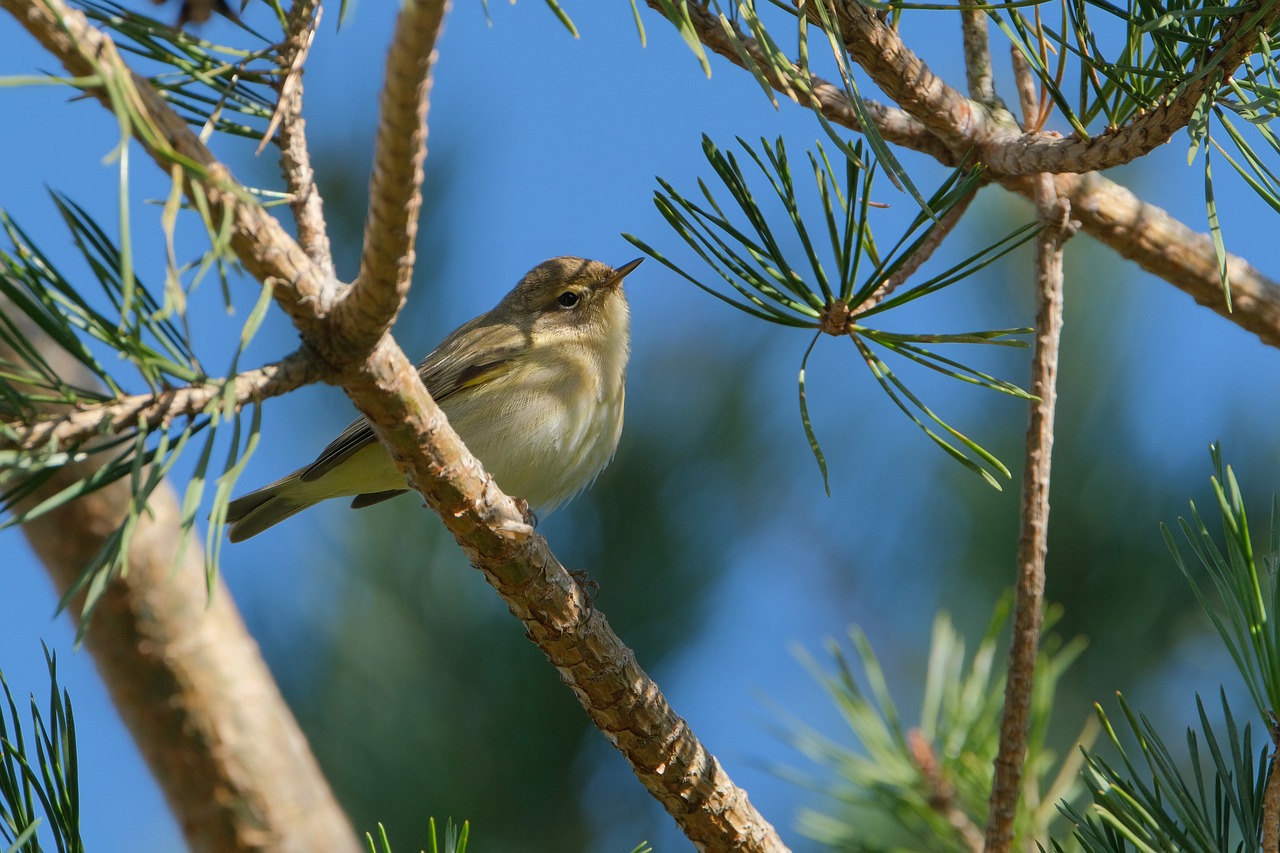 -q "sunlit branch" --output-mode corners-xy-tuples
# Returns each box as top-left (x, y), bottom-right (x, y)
(2, 351), (319, 454)
(819, 0), (1280, 175)
(272, 0), (334, 279)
